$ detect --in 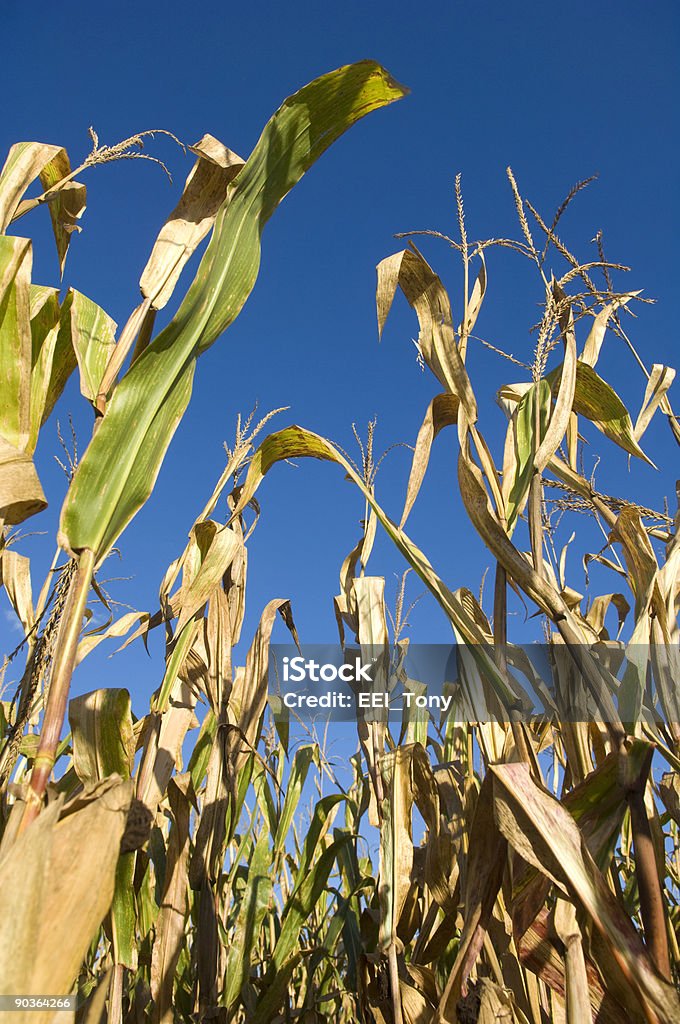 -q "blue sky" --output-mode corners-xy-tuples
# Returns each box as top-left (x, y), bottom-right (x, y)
(1, 1), (678, 710)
